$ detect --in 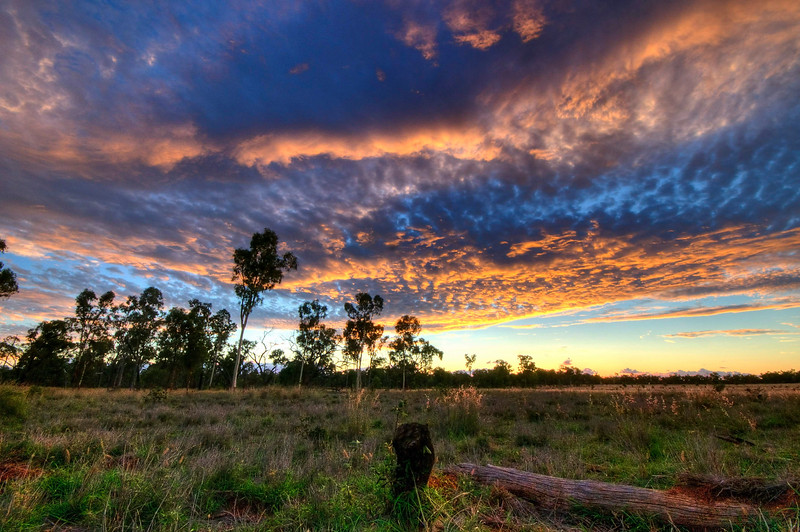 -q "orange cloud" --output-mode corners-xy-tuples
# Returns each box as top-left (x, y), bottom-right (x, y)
(443, 0), (502, 50)
(233, 125), (500, 167)
(664, 329), (798, 338)
(512, 0), (546, 42)
(394, 19), (439, 60)
(282, 224), (800, 331)
(588, 300), (800, 324)
(1, 122), (210, 172)
(485, 0), (800, 163)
